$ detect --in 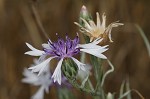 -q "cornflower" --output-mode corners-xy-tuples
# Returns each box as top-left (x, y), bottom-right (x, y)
(22, 65), (51, 99)
(25, 34), (108, 85)
(22, 59), (70, 99)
